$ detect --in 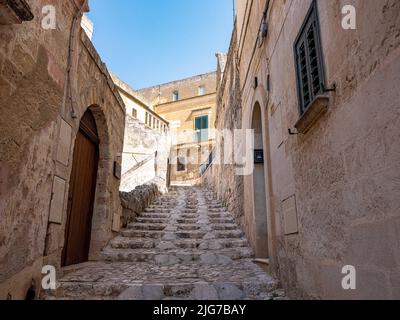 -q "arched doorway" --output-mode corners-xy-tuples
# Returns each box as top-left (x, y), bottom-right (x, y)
(62, 109), (99, 266)
(251, 102), (269, 258)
